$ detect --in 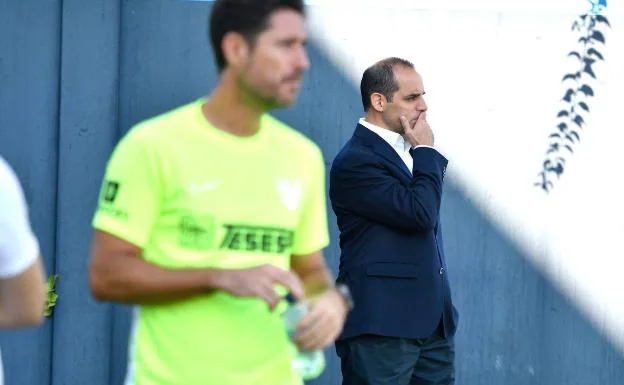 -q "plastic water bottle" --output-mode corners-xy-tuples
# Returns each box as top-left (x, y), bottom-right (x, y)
(283, 294), (326, 380)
